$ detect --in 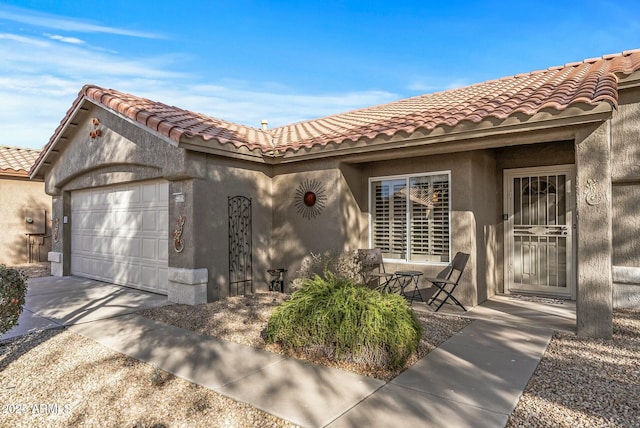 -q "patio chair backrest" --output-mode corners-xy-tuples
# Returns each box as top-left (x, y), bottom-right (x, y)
(358, 248), (387, 274)
(436, 264), (453, 280)
(449, 252), (470, 283)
